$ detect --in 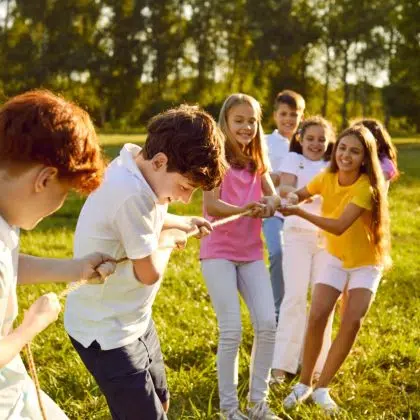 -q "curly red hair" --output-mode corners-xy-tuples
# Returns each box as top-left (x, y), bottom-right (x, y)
(0, 90), (105, 194)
